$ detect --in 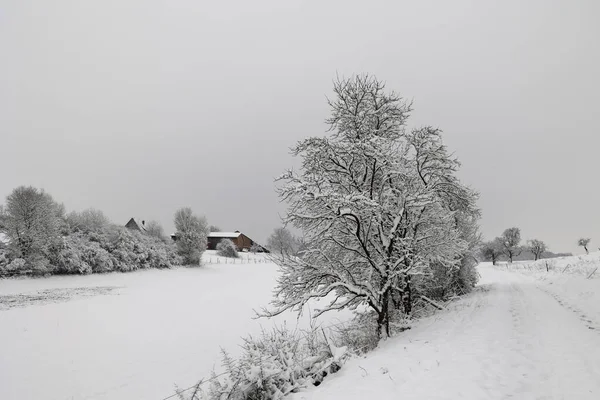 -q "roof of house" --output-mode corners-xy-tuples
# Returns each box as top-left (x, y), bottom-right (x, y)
(208, 231), (241, 238)
(126, 217), (147, 232)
